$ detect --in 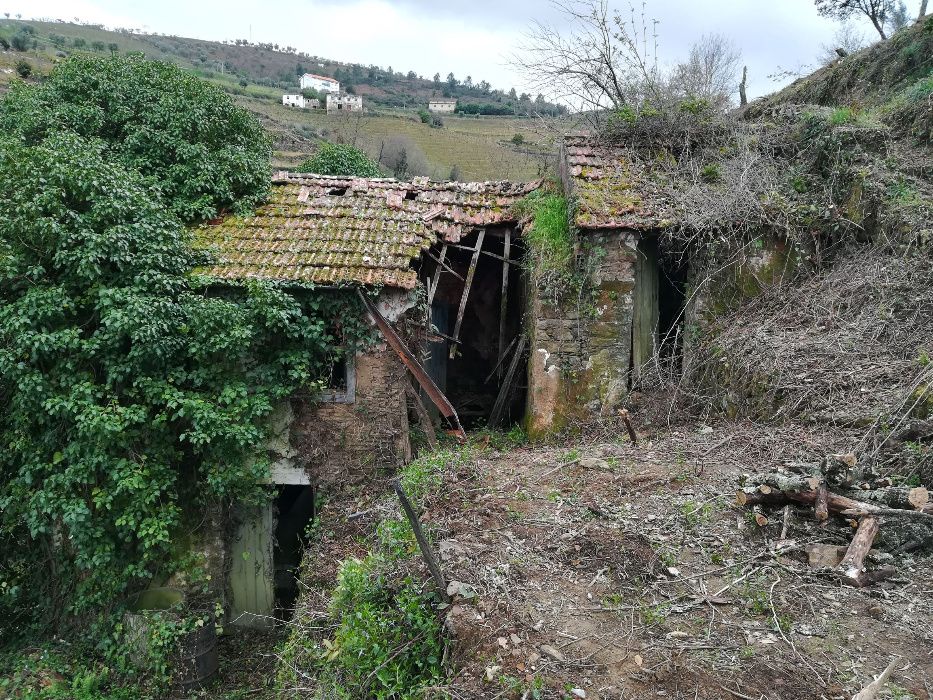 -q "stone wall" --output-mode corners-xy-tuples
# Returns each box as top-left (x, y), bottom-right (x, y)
(291, 345), (411, 487)
(526, 229), (639, 436)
